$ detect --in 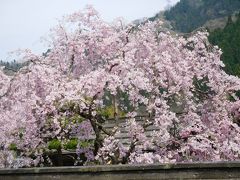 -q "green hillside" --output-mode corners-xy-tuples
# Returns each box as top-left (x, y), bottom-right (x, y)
(164, 0), (240, 33)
